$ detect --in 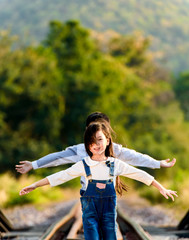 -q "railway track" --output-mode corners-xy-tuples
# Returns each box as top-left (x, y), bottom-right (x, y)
(1, 202), (189, 240)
